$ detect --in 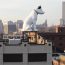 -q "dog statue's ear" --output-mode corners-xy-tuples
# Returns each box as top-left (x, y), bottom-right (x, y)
(38, 6), (41, 9)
